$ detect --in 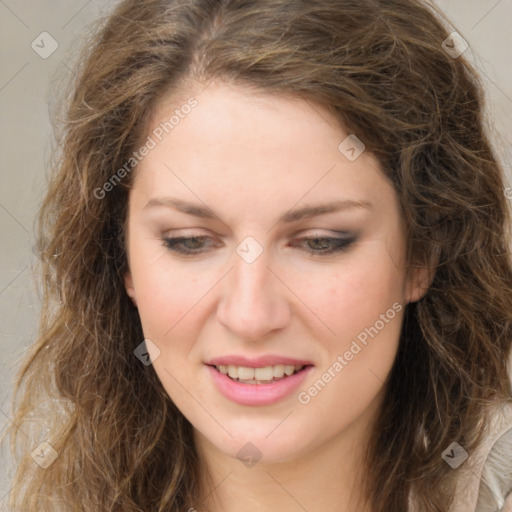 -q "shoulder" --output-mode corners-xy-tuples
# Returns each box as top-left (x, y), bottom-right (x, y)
(451, 401), (512, 512)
